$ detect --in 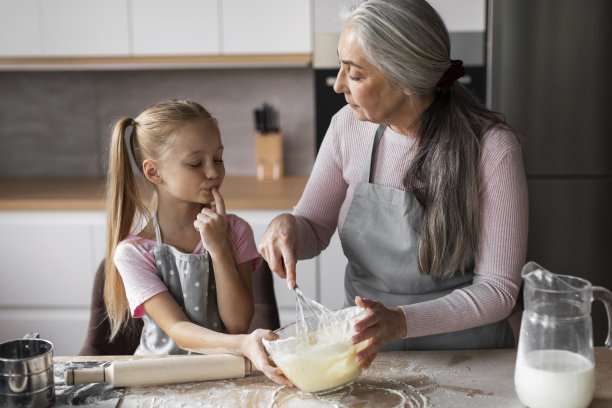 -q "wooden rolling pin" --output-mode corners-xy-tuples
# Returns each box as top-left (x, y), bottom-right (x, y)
(65, 354), (253, 387)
